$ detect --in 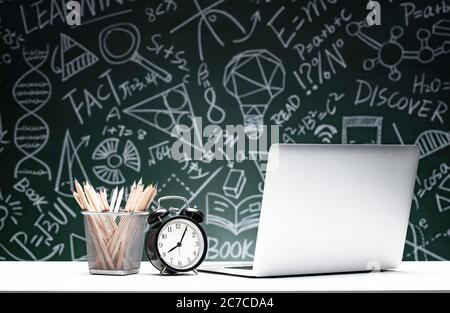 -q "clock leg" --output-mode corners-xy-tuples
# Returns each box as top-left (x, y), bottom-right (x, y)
(160, 267), (167, 275)
(193, 269), (198, 275)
